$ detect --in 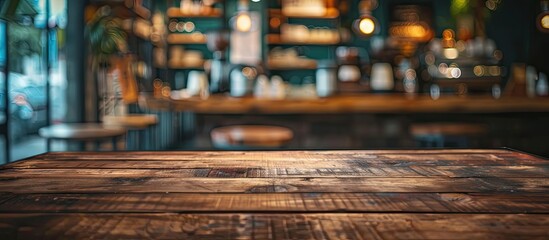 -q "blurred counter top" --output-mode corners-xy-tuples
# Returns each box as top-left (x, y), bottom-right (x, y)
(142, 94), (549, 114)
